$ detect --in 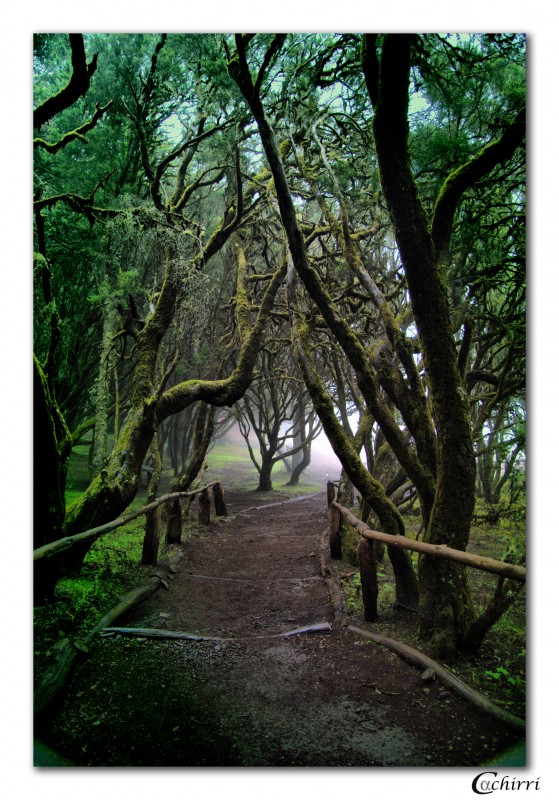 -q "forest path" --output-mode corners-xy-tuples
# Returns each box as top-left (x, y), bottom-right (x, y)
(129, 489), (334, 640)
(44, 484), (520, 766)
